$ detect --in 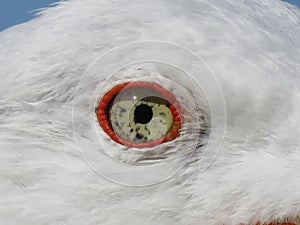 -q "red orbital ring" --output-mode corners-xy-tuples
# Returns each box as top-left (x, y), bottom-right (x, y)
(96, 81), (182, 148)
